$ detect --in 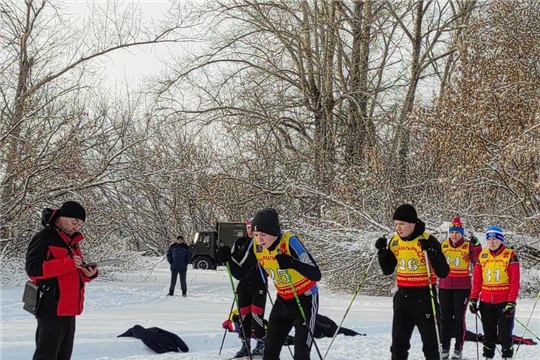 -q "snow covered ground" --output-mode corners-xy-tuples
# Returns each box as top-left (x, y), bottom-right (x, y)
(1, 257), (538, 360)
